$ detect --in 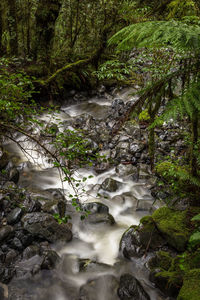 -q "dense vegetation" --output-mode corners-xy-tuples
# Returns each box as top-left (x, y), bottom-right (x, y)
(1, 0), (200, 299)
